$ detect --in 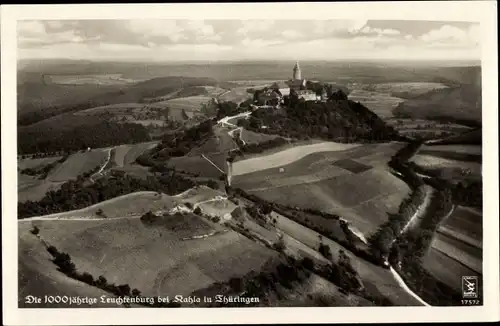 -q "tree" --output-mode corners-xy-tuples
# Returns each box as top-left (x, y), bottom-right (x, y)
(96, 275), (108, 287)
(273, 234), (286, 252)
(80, 272), (94, 285)
(30, 225), (40, 235)
(260, 203), (273, 215)
(301, 257), (315, 270)
(132, 288), (141, 296)
(118, 284), (131, 297)
(318, 243), (332, 260)
(229, 277), (244, 292)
